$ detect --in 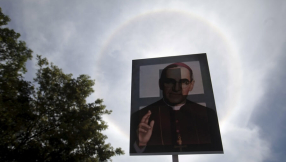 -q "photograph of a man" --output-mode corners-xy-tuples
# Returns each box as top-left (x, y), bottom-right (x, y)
(130, 60), (222, 154)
